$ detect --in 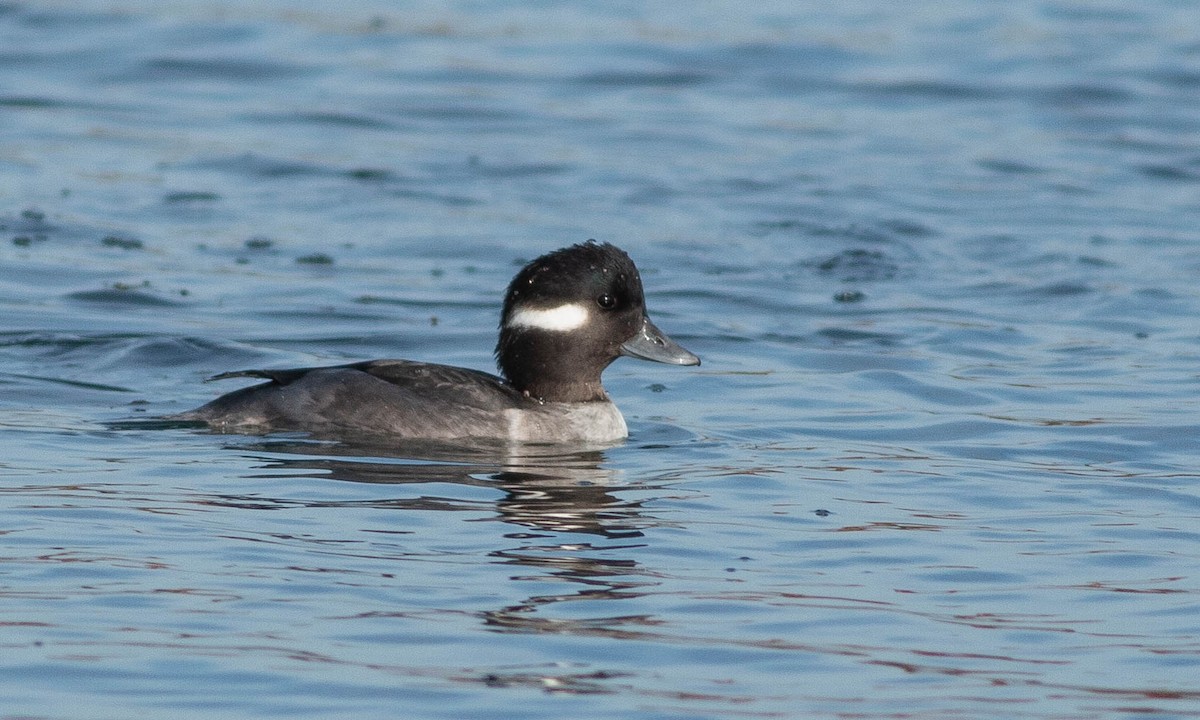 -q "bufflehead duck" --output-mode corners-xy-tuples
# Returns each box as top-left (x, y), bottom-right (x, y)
(179, 241), (699, 443)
